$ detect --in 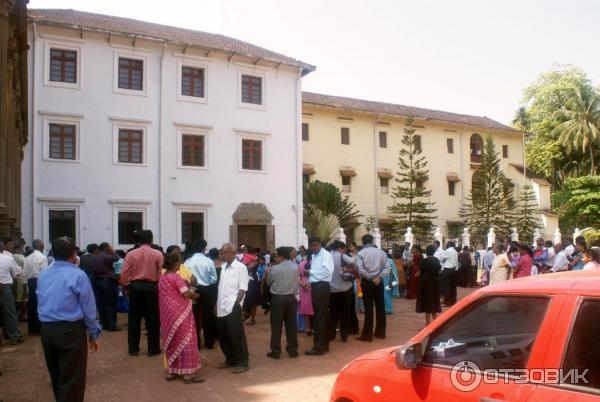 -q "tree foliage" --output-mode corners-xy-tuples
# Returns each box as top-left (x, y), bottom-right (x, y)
(552, 175), (600, 232)
(303, 180), (361, 232)
(515, 184), (542, 243)
(304, 210), (340, 242)
(460, 135), (515, 245)
(388, 116), (437, 242)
